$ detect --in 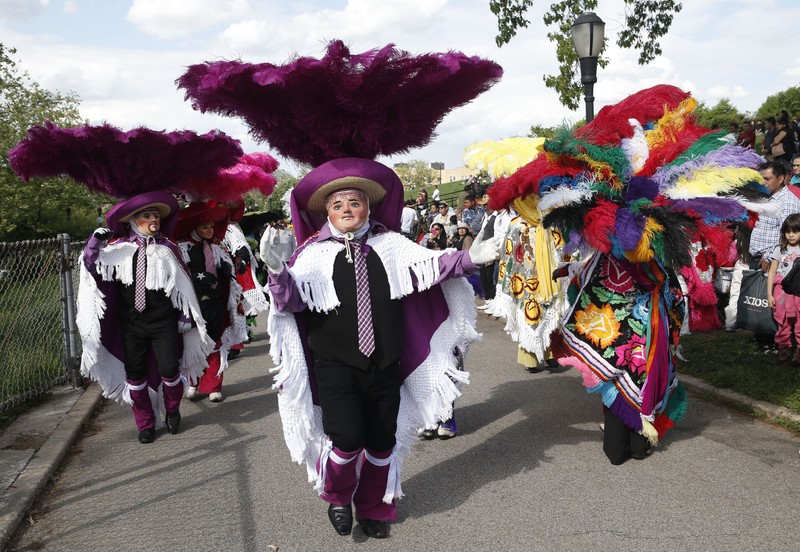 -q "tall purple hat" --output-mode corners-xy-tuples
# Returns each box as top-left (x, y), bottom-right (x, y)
(177, 39), (503, 243)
